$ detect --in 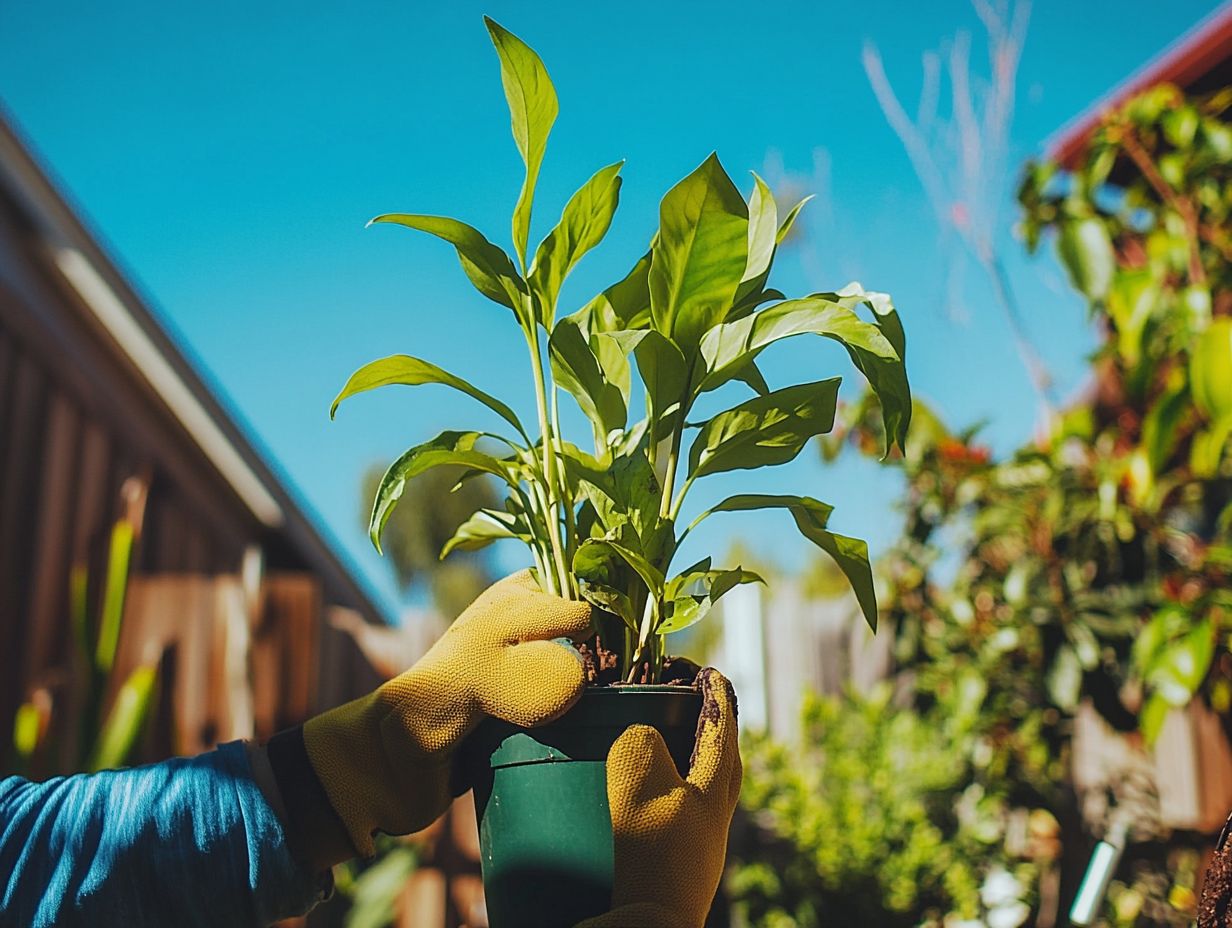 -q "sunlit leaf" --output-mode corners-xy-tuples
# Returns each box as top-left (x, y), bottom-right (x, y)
(331, 354), (527, 440)
(688, 380), (841, 479)
(485, 17), (558, 265)
(369, 214), (526, 316)
(87, 665), (157, 772)
(649, 153), (749, 349)
(690, 494), (876, 630)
